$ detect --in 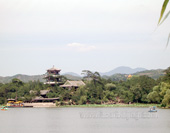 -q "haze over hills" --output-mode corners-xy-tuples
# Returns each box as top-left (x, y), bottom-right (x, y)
(62, 72), (81, 77)
(0, 66), (165, 83)
(100, 66), (147, 76)
(0, 74), (45, 83)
